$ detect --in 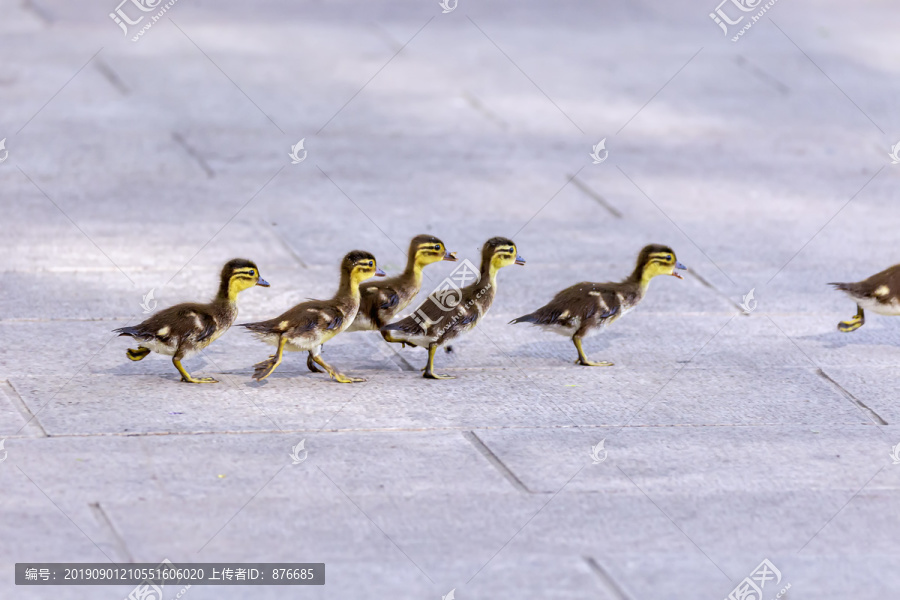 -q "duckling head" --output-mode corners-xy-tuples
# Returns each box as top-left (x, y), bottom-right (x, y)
(343, 250), (386, 287)
(219, 258), (269, 301)
(634, 244), (686, 287)
(482, 236), (526, 274)
(410, 234), (457, 268)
